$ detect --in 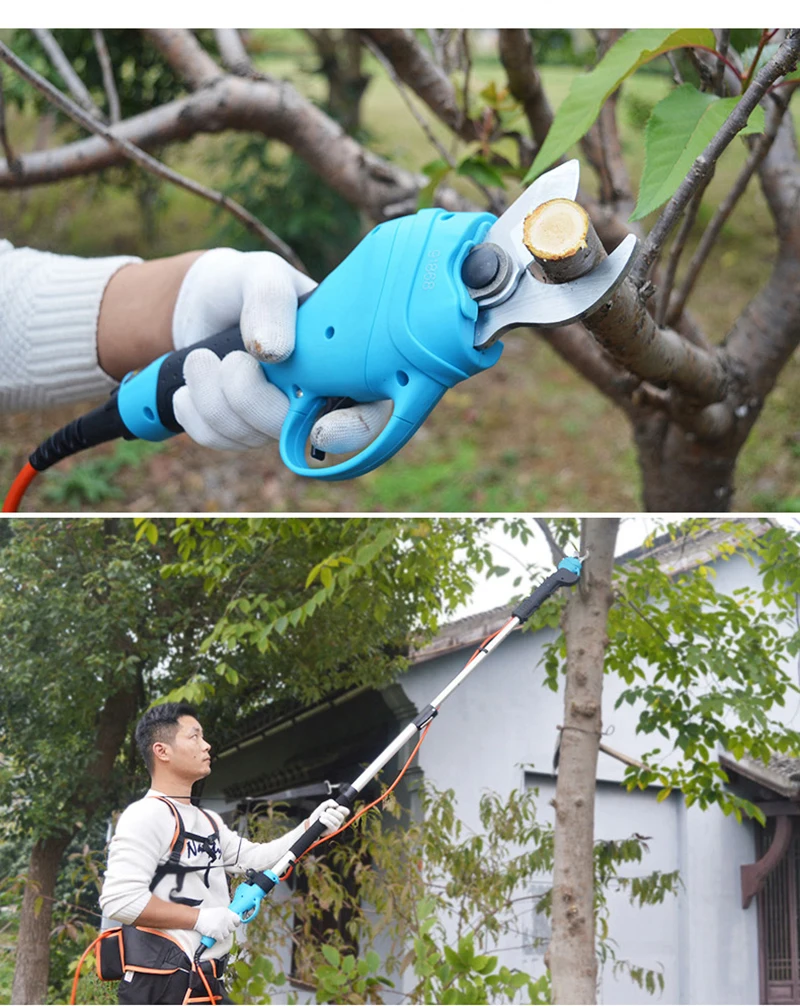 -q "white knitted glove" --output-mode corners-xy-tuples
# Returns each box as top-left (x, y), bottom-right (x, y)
(194, 905), (241, 942)
(307, 799), (351, 838)
(171, 248), (392, 454)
